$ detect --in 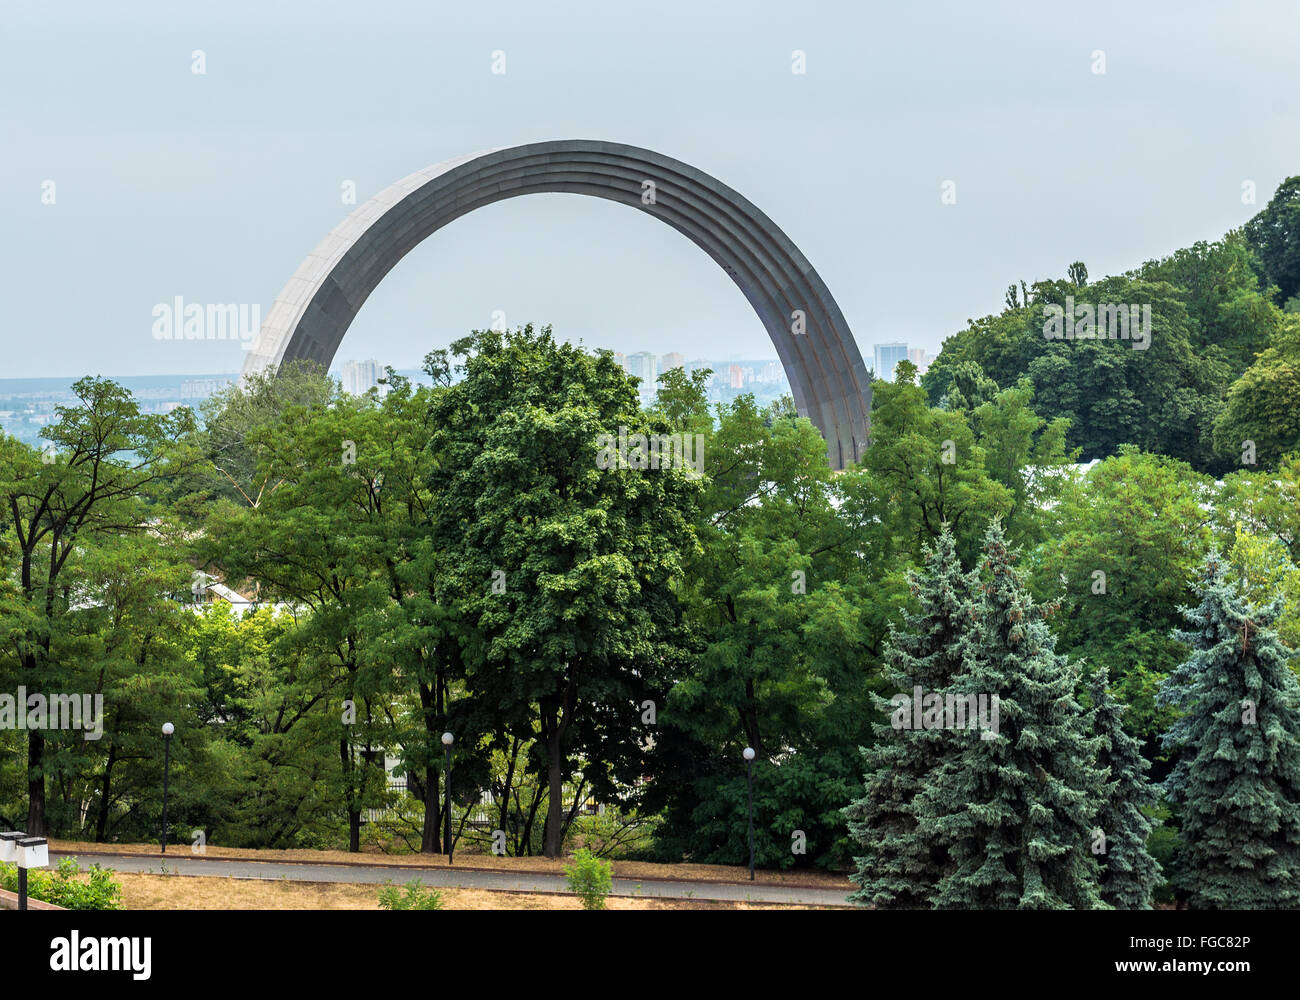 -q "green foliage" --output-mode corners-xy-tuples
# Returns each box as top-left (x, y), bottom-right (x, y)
(1215, 455), (1300, 567)
(1087, 666), (1162, 909)
(1146, 801), (1183, 906)
(178, 603), (345, 849)
(971, 380), (1075, 548)
(0, 857), (124, 910)
(931, 360), (1001, 413)
(5, 255), (1300, 909)
(427, 326), (701, 858)
(1158, 551), (1300, 908)
(1212, 317), (1300, 467)
(918, 521), (1108, 909)
(864, 365), (1014, 563)
(1245, 176), (1300, 306)
(193, 359), (335, 508)
(926, 273), (1235, 473)
(927, 220), (1300, 479)
(198, 372), (449, 852)
(564, 848), (613, 909)
(1225, 525), (1300, 652)
(568, 807), (659, 859)
(1132, 232), (1279, 371)
(1031, 447), (1214, 758)
(0, 377), (201, 835)
(844, 526), (976, 908)
(377, 878), (444, 910)
(647, 392), (880, 871)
